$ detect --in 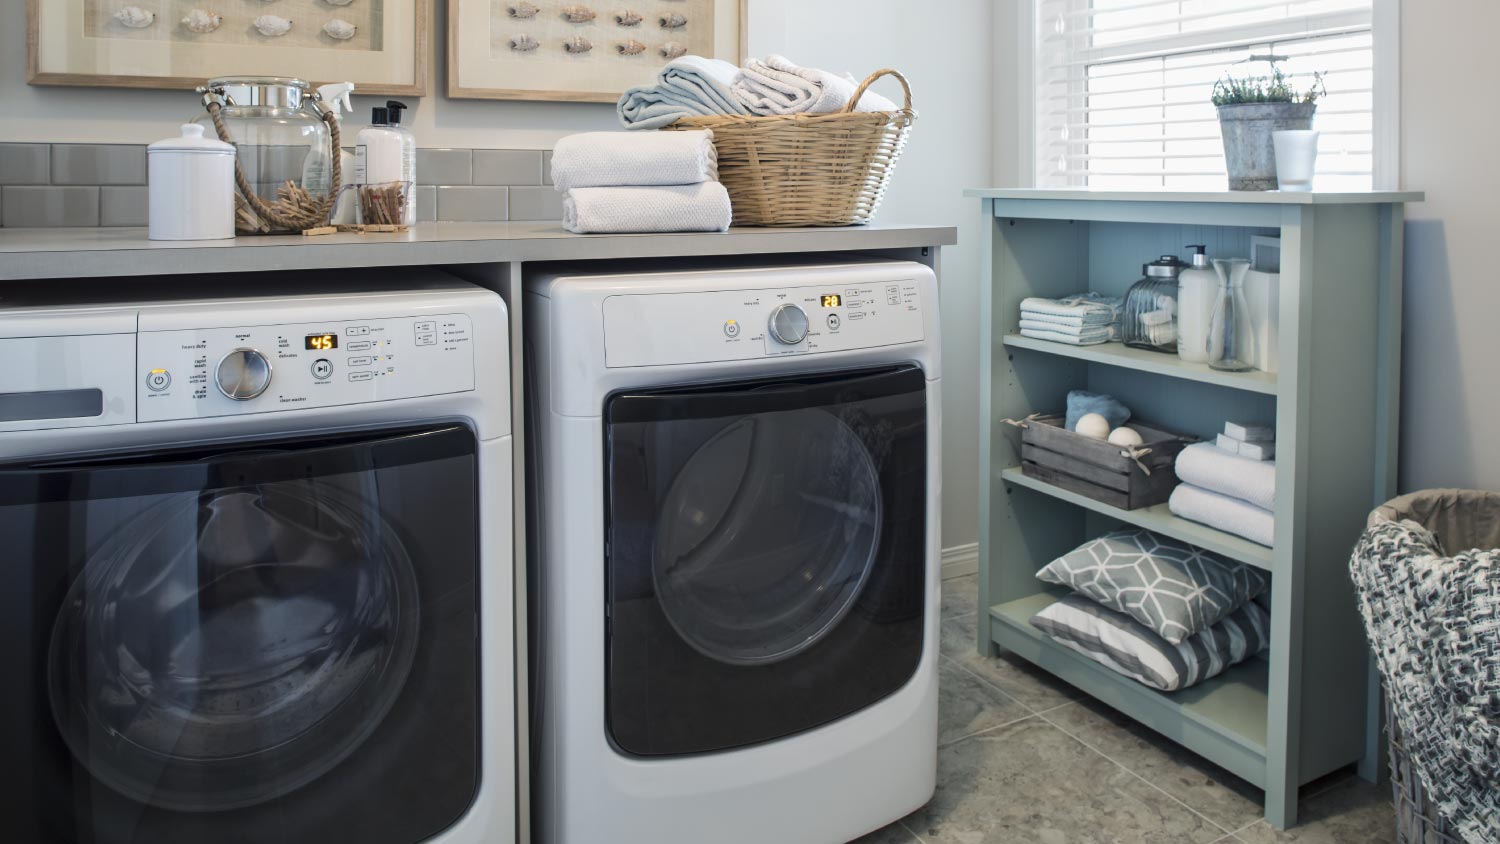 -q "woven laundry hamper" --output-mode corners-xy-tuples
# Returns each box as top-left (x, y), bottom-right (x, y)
(1350, 489), (1500, 844)
(666, 69), (916, 227)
